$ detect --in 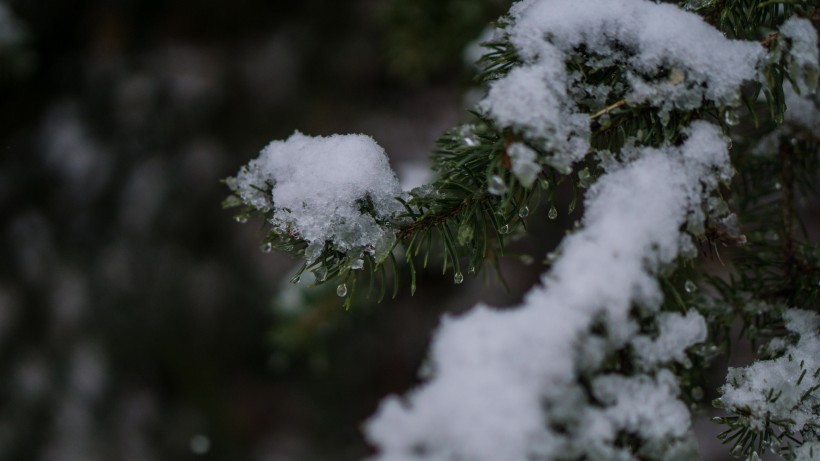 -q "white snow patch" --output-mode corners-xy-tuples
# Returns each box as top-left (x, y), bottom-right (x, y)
(234, 132), (403, 256)
(365, 122), (729, 461)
